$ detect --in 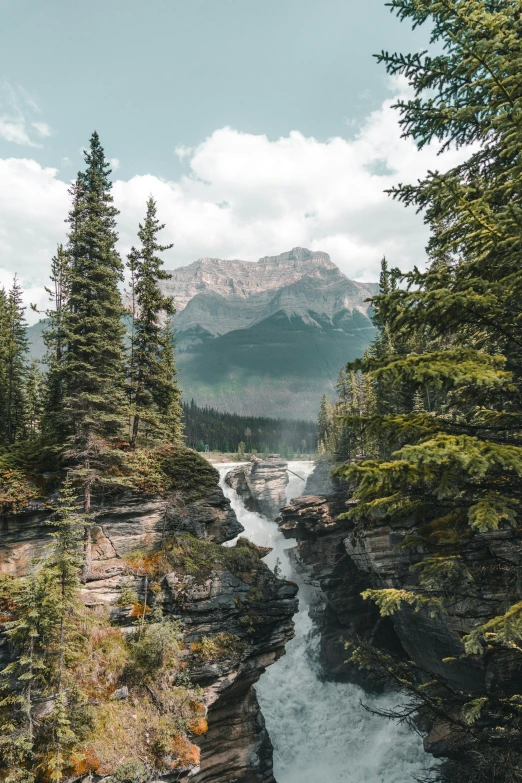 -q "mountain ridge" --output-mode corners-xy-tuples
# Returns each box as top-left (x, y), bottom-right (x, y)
(166, 247), (378, 351)
(27, 247), (377, 419)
